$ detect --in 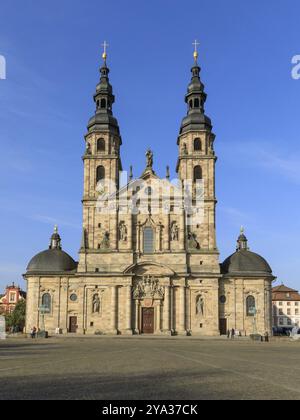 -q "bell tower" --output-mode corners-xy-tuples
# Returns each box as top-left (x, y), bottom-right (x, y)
(176, 41), (217, 252)
(80, 43), (123, 265)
